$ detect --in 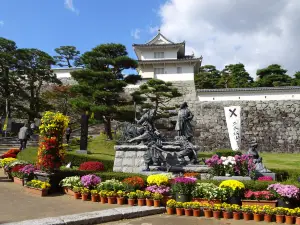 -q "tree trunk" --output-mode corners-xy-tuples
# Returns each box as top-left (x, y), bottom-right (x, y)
(80, 113), (89, 150)
(104, 116), (113, 140)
